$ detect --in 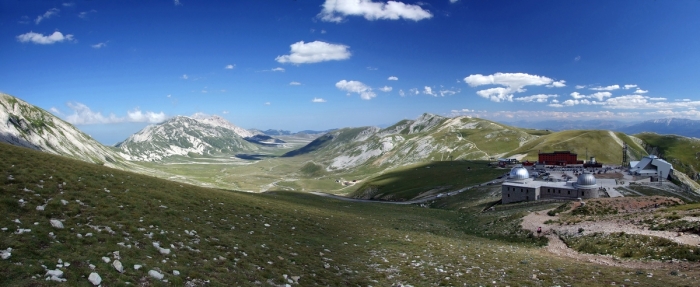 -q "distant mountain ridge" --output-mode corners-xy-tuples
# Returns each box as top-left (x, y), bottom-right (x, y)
(116, 115), (275, 161)
(0, 93), (128, 167)
(618, 118), (700, 138)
